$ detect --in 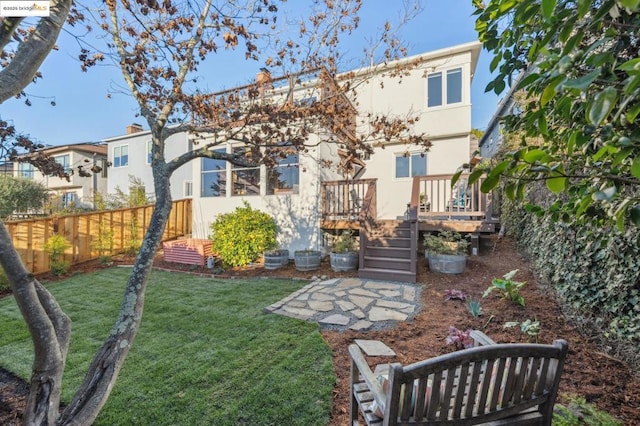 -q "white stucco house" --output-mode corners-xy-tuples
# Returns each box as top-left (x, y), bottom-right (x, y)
(104, 41), (482, 257)
(103, 123), (194, 201)
(14, 142), (109, 210)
